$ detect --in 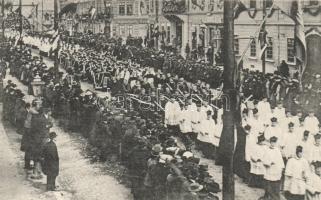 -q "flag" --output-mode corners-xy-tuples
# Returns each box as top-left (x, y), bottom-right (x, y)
(14, 6), (21, 13)
(14, 36), (20, 46)
(88, 6), (96, 19)
(275, 0), (307, 72)
(51, 34), (60, 50)
(234, 0), (247, 19)
(28, 5), (36, 18)
(258, 30), (270, 59)
(52, 30), (59, 38)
